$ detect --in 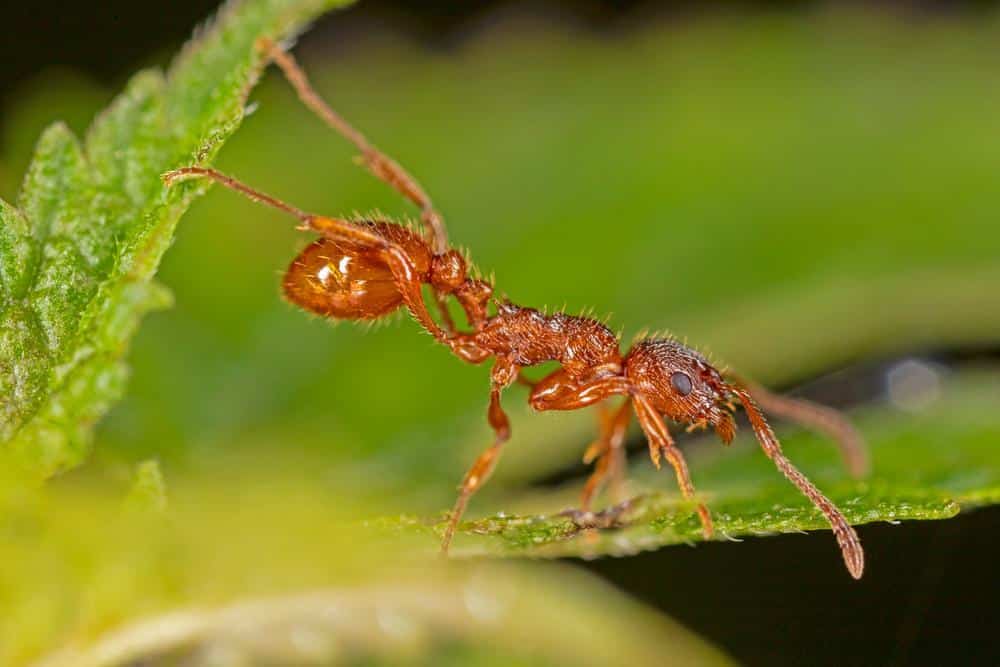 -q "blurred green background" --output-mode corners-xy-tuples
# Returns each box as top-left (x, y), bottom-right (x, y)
(2, 1), (1000, 665)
